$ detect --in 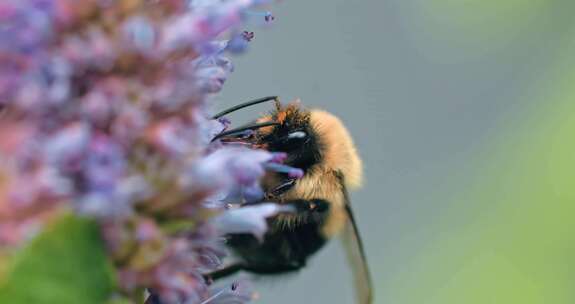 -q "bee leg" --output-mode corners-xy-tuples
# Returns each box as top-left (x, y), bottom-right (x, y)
(202, 262), (304, 282)
(242, 260), (306, 274)
(203, 263), (244, 281)
(266, 178), (296, 199)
